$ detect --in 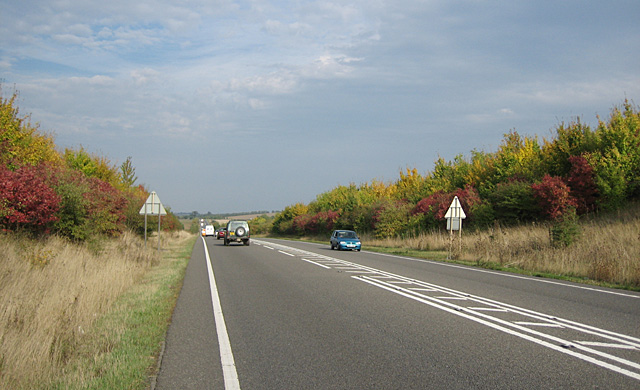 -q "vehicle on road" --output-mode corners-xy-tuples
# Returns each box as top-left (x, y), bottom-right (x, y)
(330, 230), (361, 251)
(201, 227), (206, 237)
(217, 227), (227, 240)
(224, 220), (250, 246)
(205, 225), (215, 237)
